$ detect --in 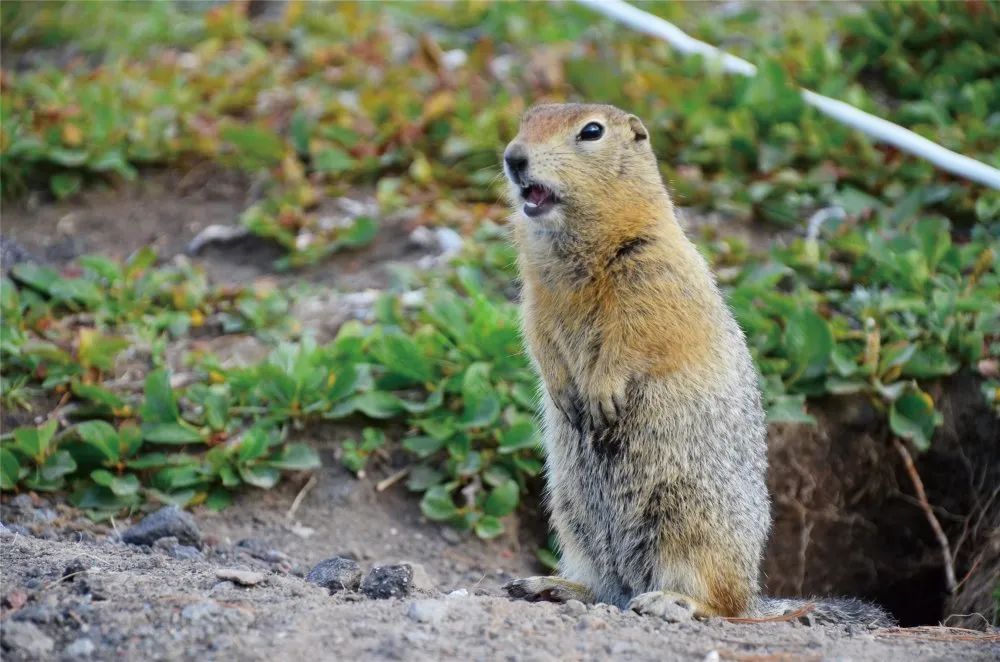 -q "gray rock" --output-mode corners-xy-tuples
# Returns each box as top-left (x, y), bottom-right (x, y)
(407, 599), (447, 624)
(564, 599), (587, 616)
(361, 564), (414, 599)
(121, 506), (201, 548)
(305, 557), (363, 593)
(64, 637), (96, 658)
(1, 620), (55, 657)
